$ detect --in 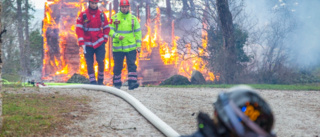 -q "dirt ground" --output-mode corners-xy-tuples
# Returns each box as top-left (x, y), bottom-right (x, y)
(11, 86), (320, 136)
